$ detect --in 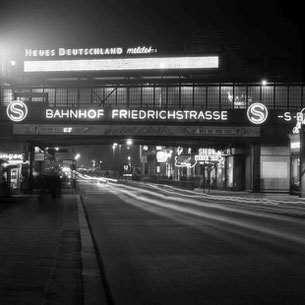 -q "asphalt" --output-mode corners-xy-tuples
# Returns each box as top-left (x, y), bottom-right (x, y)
(0, 187), (303, 305)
